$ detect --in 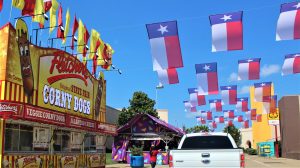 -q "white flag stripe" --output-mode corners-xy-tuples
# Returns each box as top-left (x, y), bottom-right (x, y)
(236, 102), (242, 111)
(282, 57), (295, 75)
(190, 92), (198, 107)
(276, 10), (297, 41)
(212, 23), (228, 52)
(254, 87), (263, 102)
(238, 62), (250, 80)
(221, 90), (229, 104)
(210, 103), (216, 111)
(157, 69), (169, 85)
(150, 38), (168, 71)
(196, 73), (209, 95)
